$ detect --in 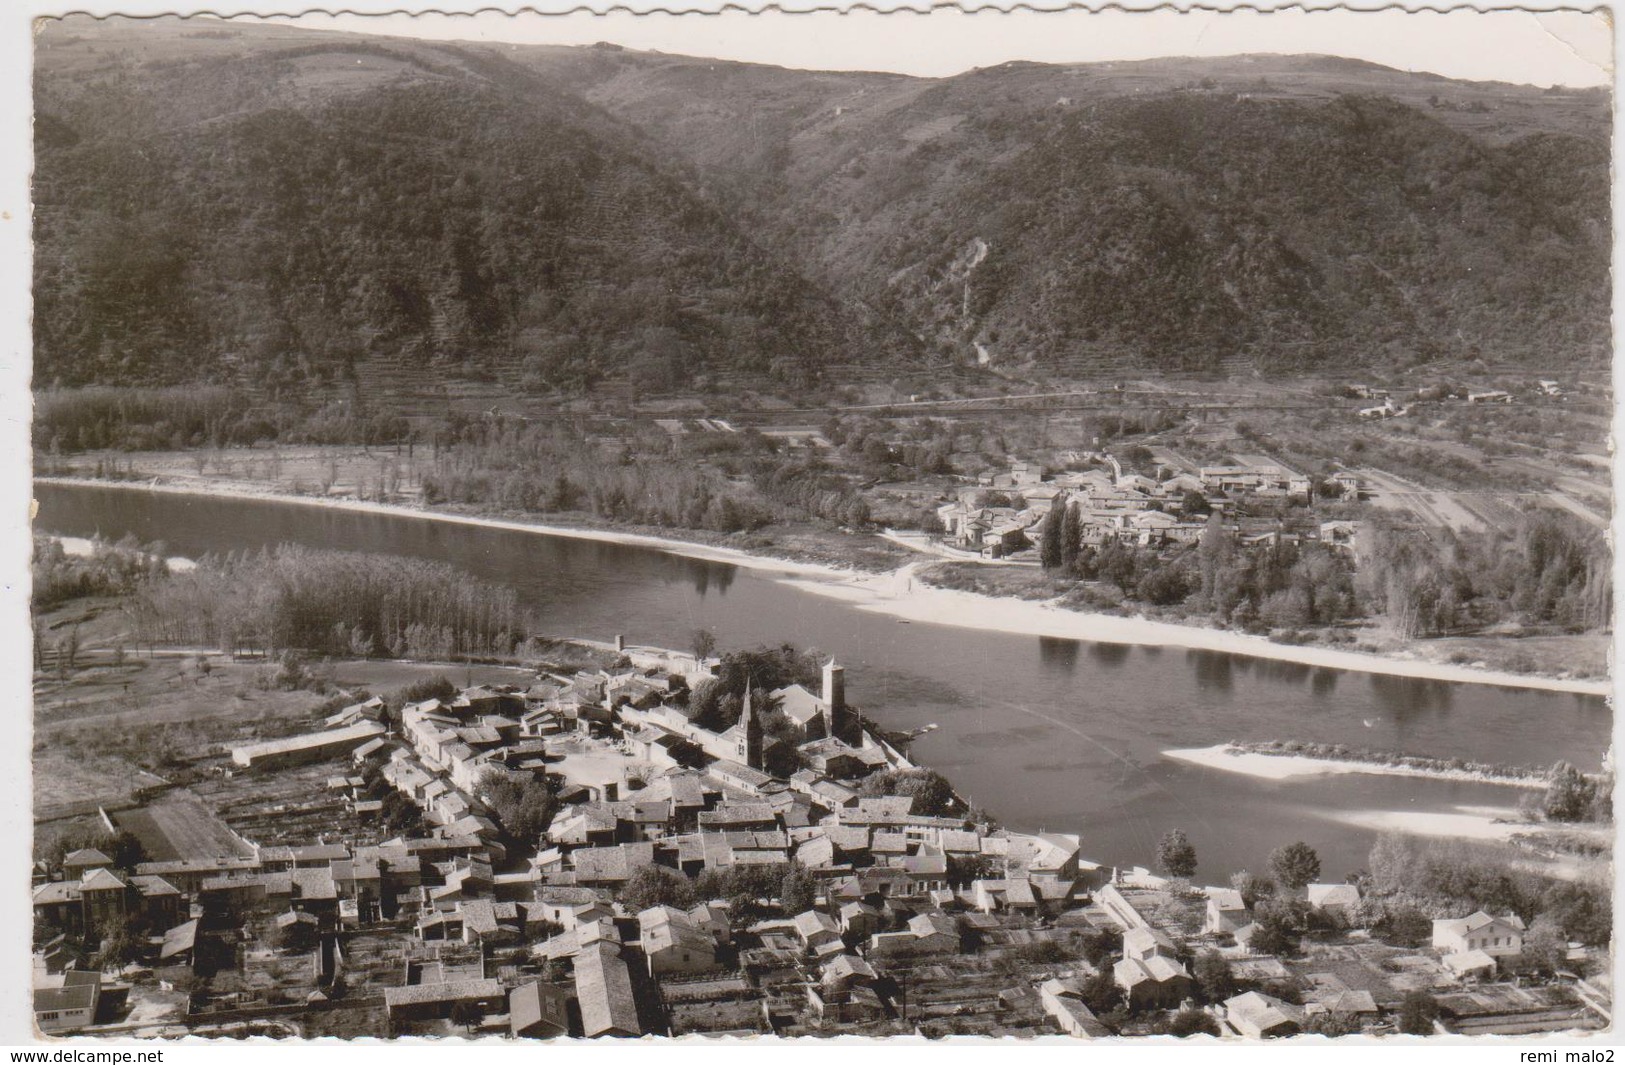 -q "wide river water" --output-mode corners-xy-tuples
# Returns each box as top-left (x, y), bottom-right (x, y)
(35, 481), (1612, 880)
